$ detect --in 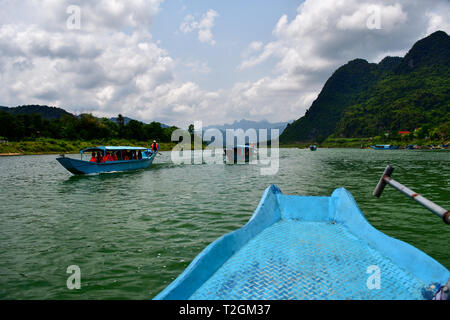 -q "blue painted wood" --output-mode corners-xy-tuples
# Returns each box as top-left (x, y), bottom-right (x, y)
(370, 145), (399, 150)
(154, 185), (449, 300)
(80, 146), (149, 153)
(56, 151), (157, 175)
